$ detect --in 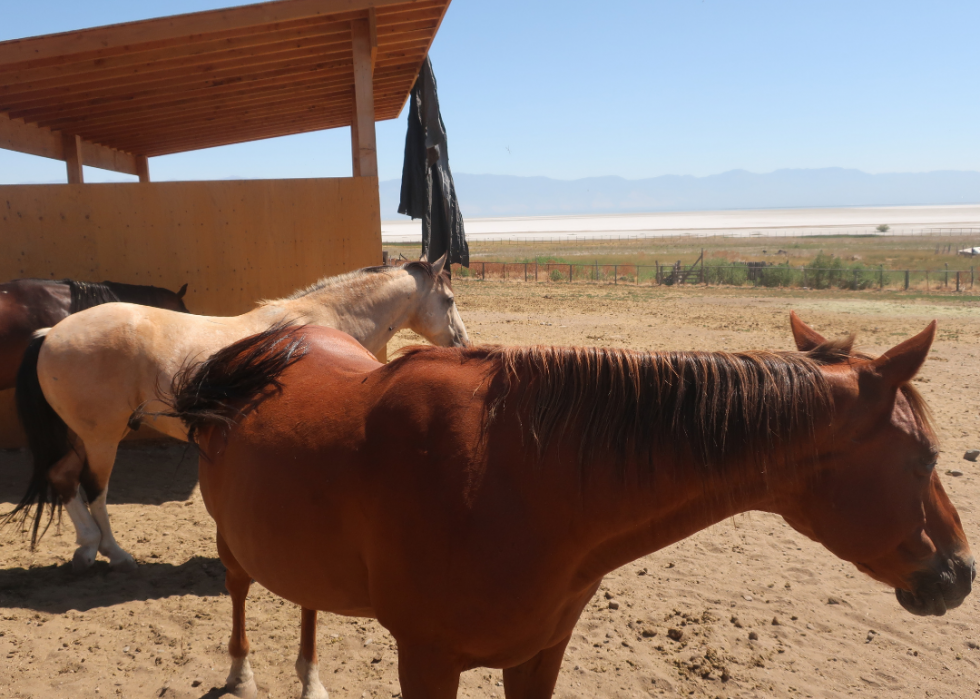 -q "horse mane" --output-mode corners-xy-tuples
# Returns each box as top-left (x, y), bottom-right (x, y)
(469, 344), (844, 474)
(65, 280), (120, 313)
(274, 261), (445, 302)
